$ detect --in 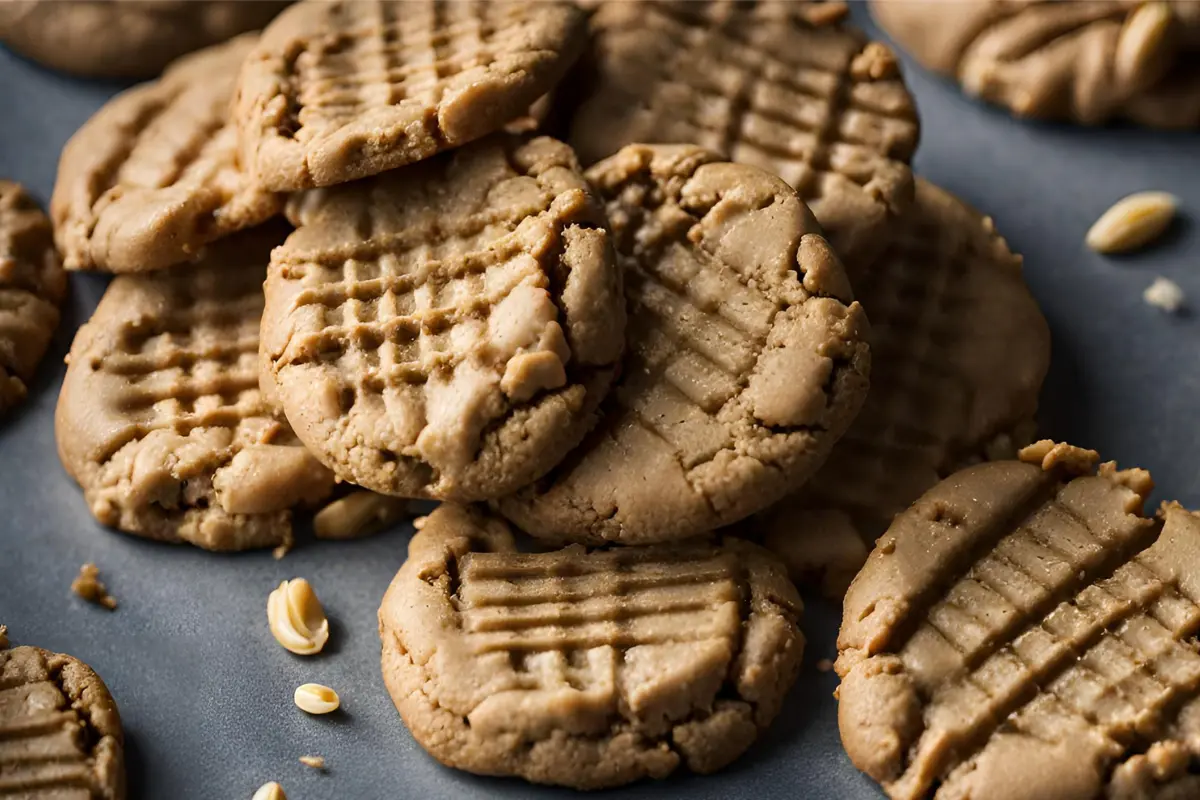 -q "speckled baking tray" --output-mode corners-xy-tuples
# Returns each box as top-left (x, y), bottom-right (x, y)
(2, 7), (1199, 799)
